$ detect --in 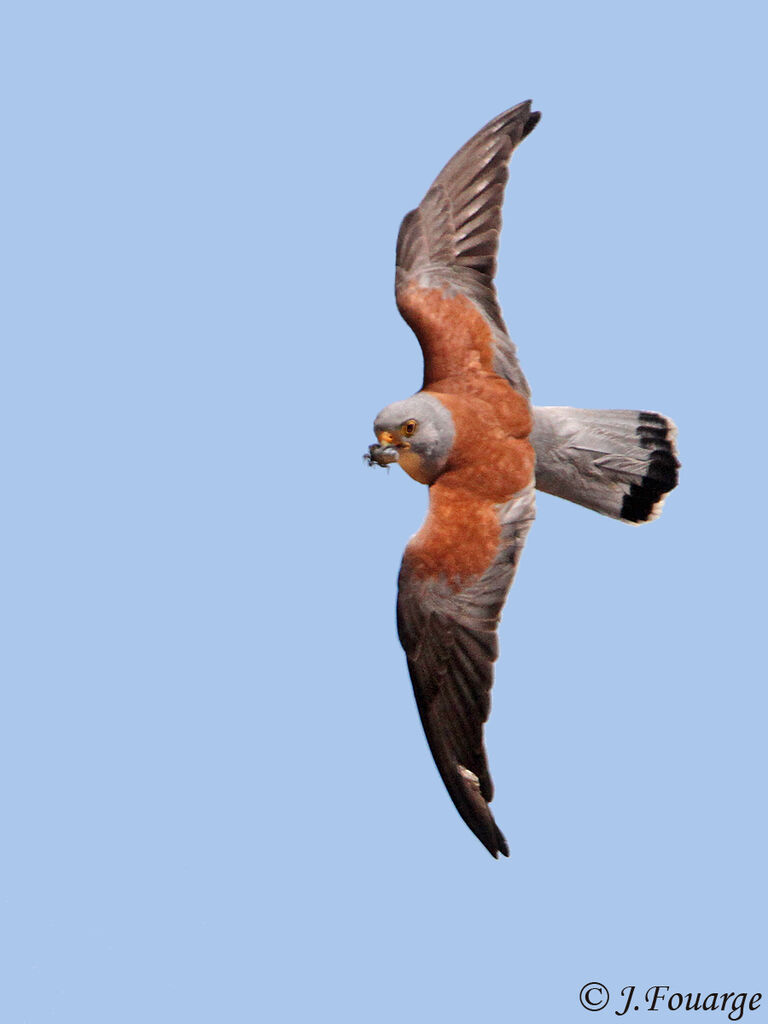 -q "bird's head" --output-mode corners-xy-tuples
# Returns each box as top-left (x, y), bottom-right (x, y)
(365, 393), (455, 484)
